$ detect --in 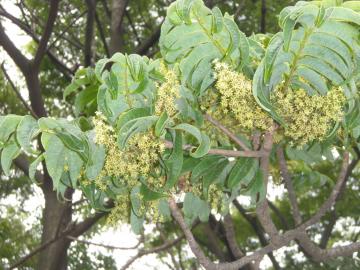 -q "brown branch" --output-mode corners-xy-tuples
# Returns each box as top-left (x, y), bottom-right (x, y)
(223, 214), (245, 259)
(302, 152), (351, 228)
(33, 0), (60, 68)
(163, 140), (263, 158)
(95, 11), (110, 58)
(120, 234), (184, 270)
(204, 114), (251, 151)
(67, 235), (141, 250)
(109, 0), (129, 54)
(0, 21), (29, 74)
(135, 25), (162, 56)
(319, 210), (337, 249)
(0, 62), (37, 118)
(276, 147), (302, 225)
(233, 200), (281, 270)
(84, 0), (96, 67)
(9, 209), (108, 269)
(255, 125), (280, 244)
